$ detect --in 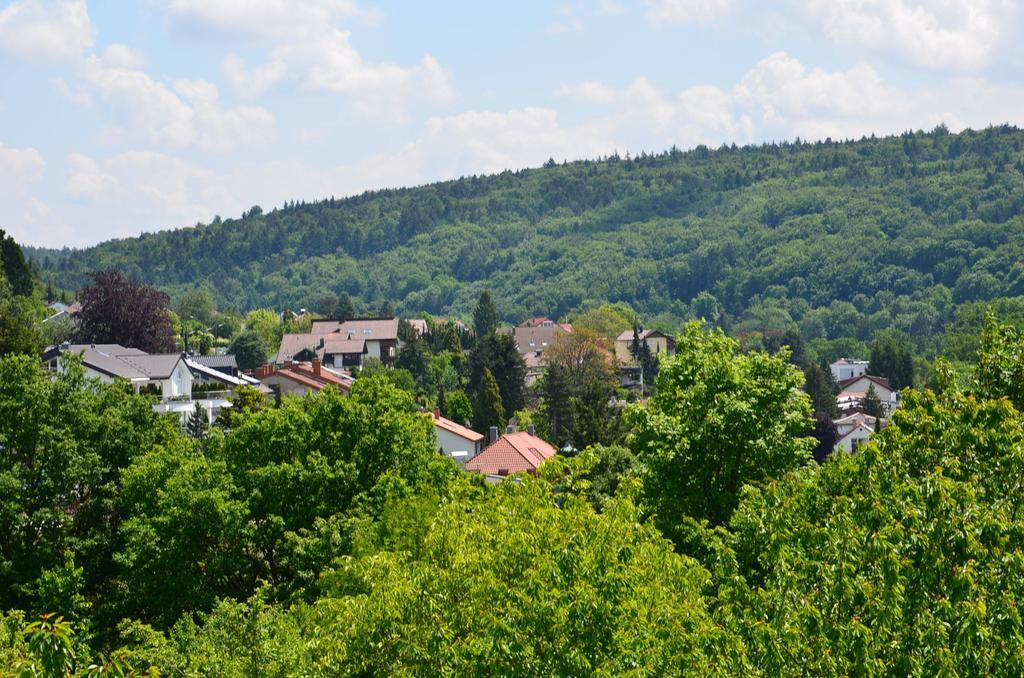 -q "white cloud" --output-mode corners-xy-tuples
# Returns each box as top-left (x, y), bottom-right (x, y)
(644, 0), (733, 24)
(799, 0), (1017, 71)
(0, 0), (94, 61)
(77, 56), (275, 151)
(165, 0), (453, 117)
(557, 80), (618, 104)
(0, 141), (47, 244)
(556, 51), (1024, 149)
